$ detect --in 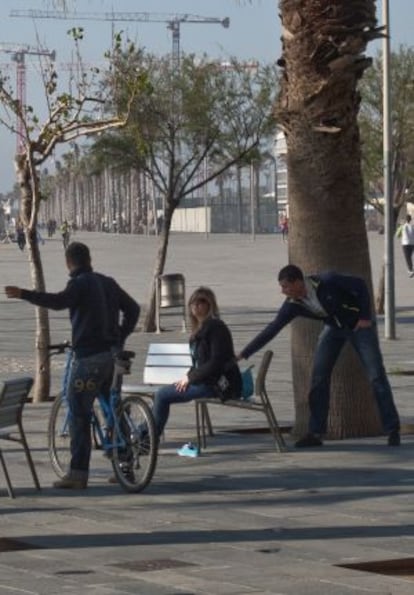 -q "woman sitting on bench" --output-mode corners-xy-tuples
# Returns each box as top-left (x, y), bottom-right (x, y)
(151, 286), (241, 441)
